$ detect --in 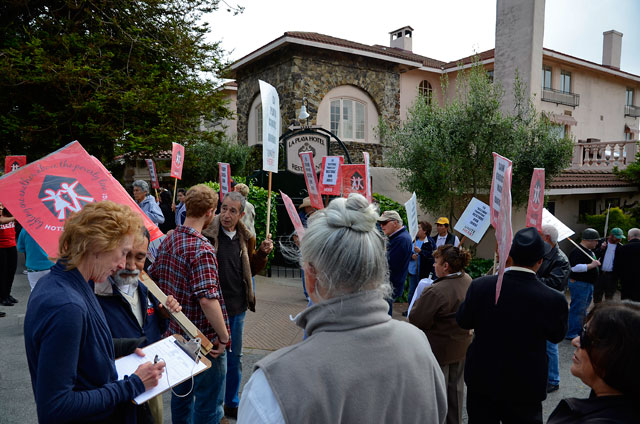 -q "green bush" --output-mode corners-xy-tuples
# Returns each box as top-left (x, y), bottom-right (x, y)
(372, 192), (408, 224)
(182, 140), (250, 187)
(466, 258), (494, 279)
(584, 207), (638, 239)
